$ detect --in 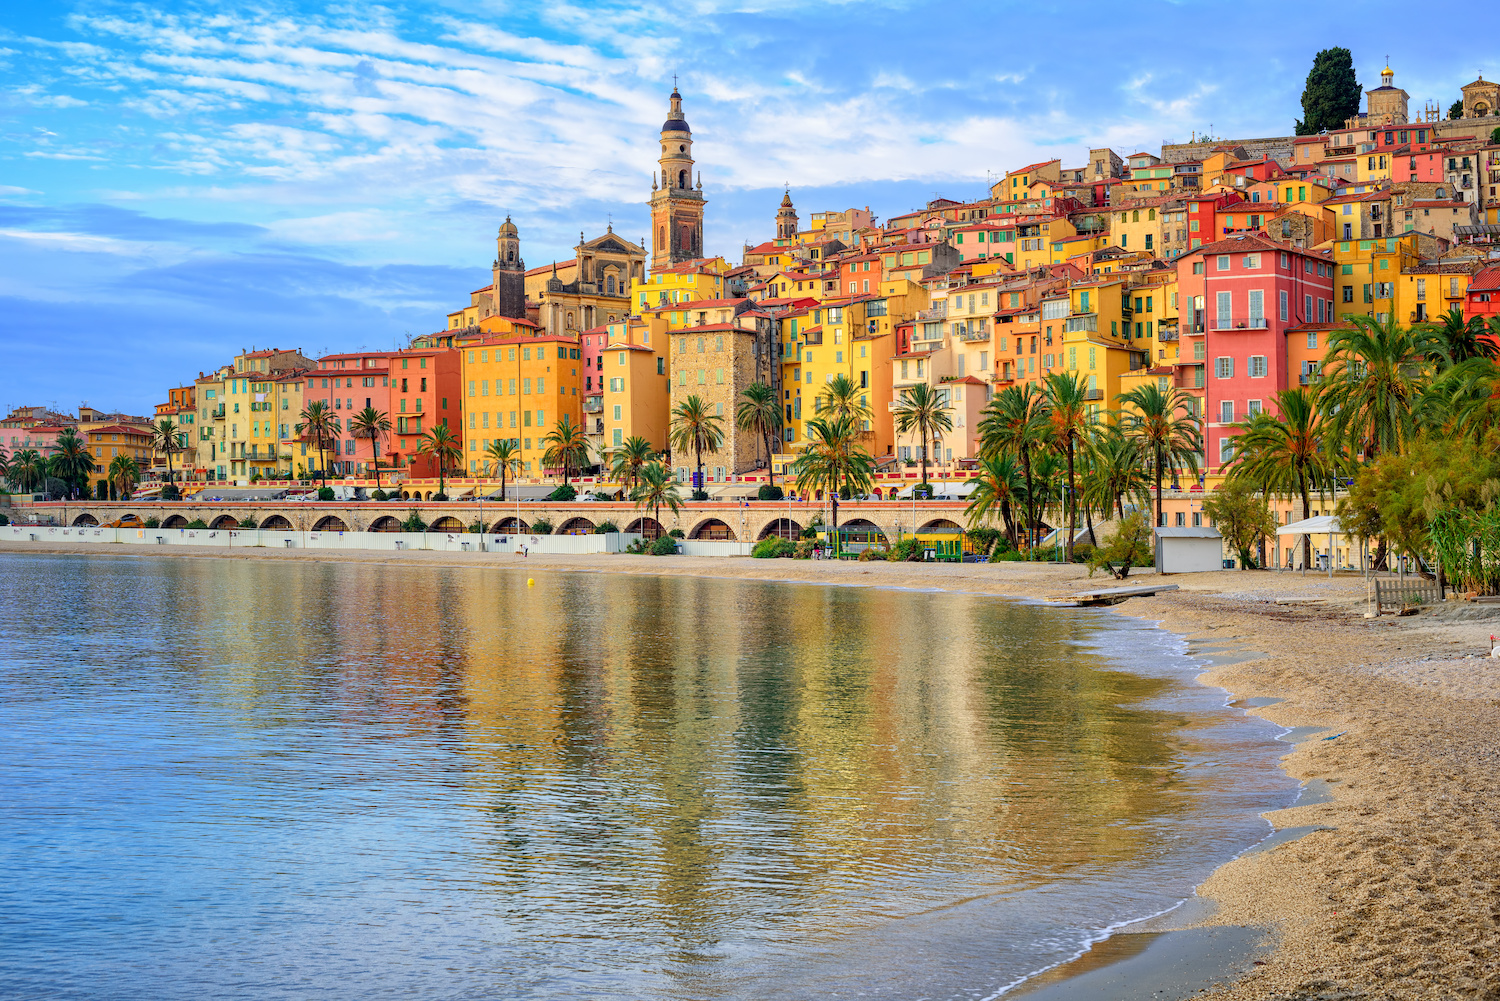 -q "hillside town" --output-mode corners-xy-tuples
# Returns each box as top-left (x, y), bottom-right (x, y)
(6, 66), (1500, 569)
